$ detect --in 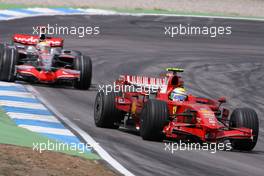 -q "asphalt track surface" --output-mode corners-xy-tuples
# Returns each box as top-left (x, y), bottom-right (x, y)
(1, 15), (264, 176)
